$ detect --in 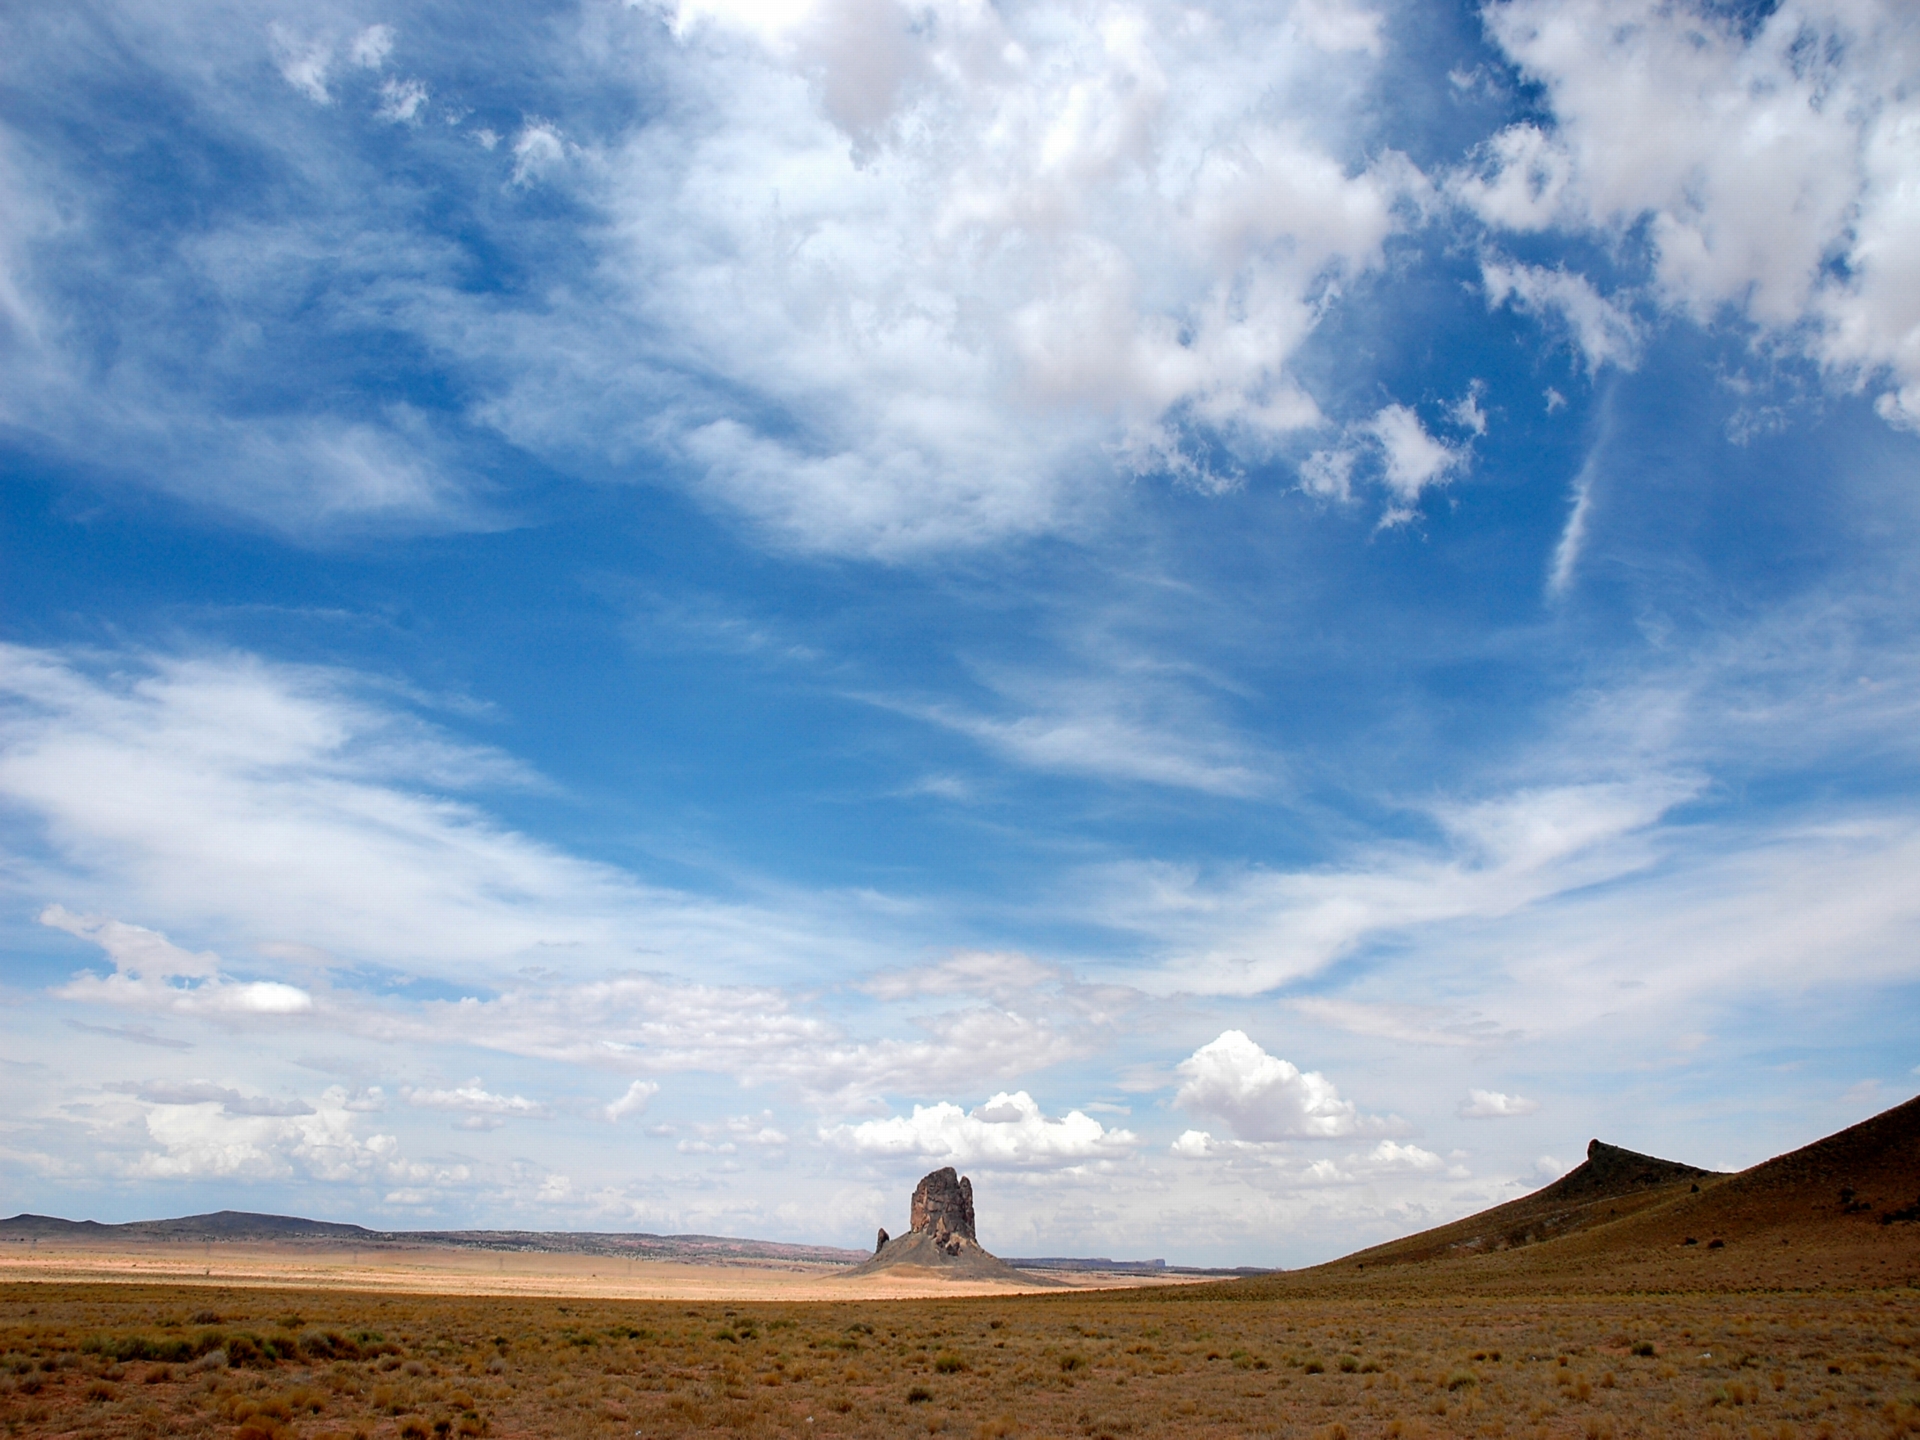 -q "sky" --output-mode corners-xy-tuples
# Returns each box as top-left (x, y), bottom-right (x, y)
(2, 0), (1918, 1269)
